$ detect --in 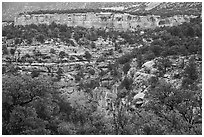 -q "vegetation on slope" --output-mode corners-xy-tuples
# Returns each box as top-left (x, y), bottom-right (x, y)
(2, 15), (202, 135)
